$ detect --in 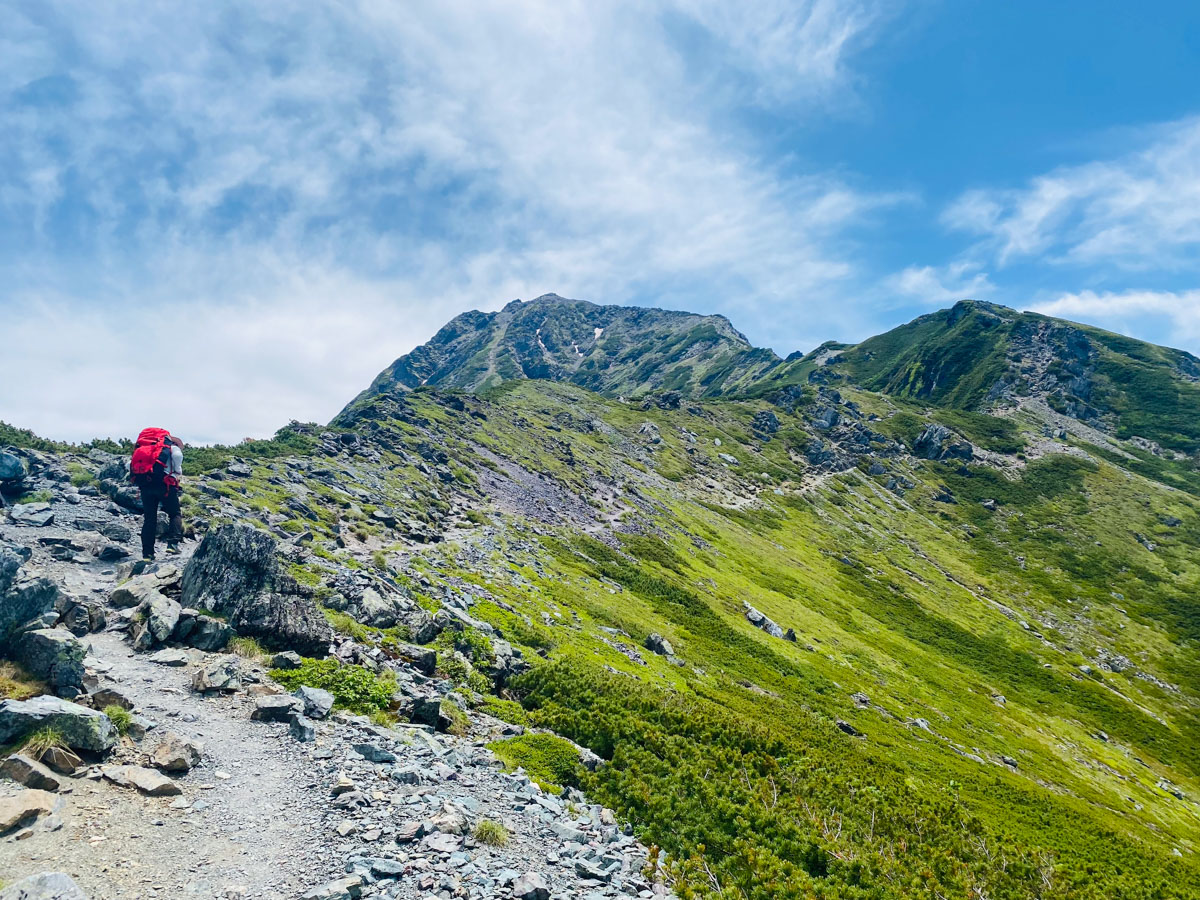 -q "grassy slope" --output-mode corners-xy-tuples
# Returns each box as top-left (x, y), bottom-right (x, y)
(35, 376), (1200, 898)
(384, 383), (1200, 898)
